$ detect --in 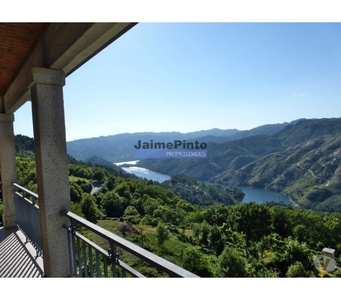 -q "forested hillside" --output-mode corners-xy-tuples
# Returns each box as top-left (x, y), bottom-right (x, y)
(161, 174), (244, 206)
(139, 118), (341, 212)
(0, 136), (340, 277)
